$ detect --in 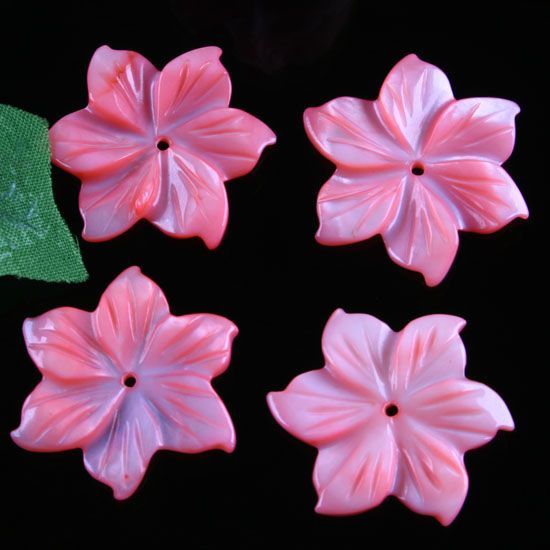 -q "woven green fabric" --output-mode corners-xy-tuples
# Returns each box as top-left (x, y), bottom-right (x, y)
(0, 104), (87, 282)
